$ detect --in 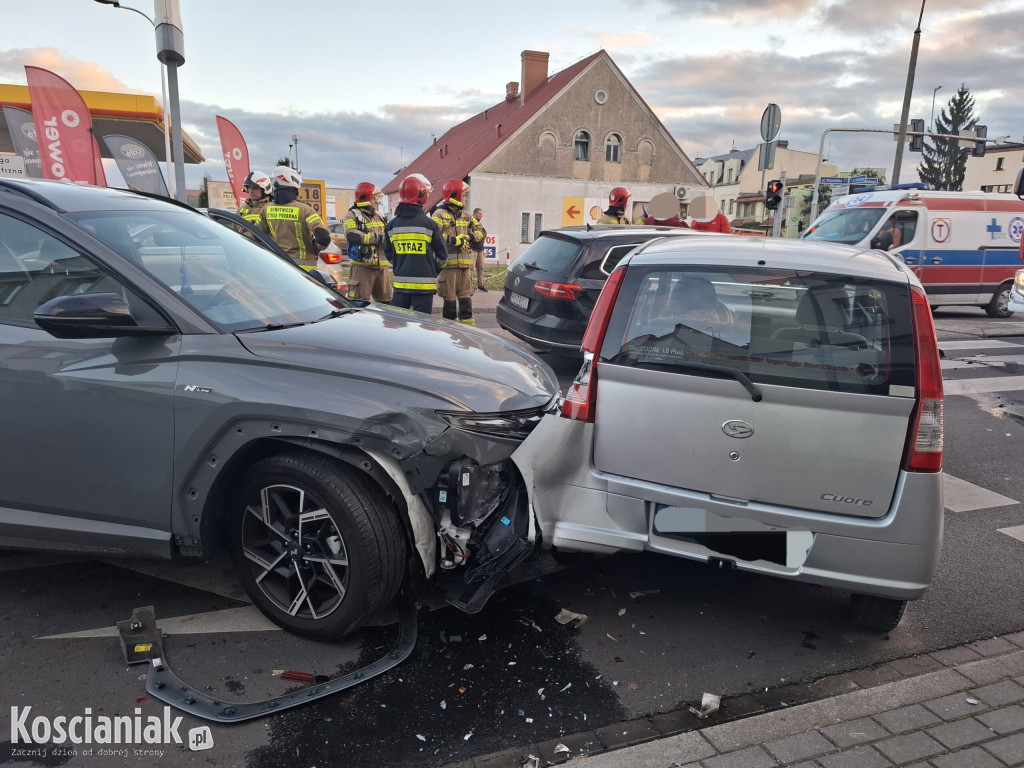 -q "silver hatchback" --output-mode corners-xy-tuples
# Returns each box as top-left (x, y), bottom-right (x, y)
(514, 235), (945, 632)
